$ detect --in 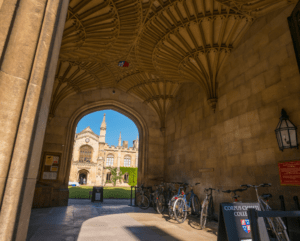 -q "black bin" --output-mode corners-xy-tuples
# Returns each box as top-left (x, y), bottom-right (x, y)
(91, 186), (103, 202)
